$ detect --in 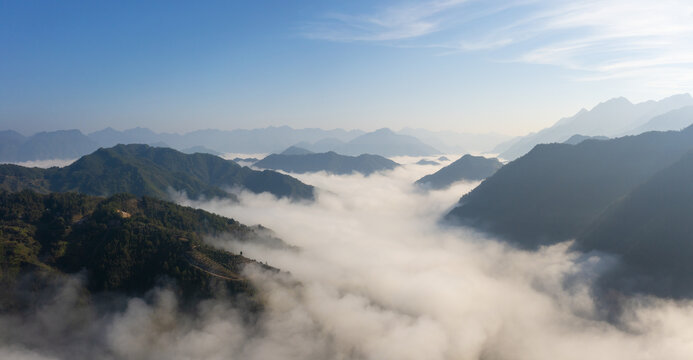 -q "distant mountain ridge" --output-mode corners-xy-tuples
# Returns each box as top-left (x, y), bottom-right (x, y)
(255, 151), (399, 175)
(0, 129), (98, 162)
(297, 128), (440, 157)
(0, 144), (314, 201)
(498, 94), (693, 160)
(416, 155), (502, 190)
(630, 105), (693, 134)
(1, 126), (445, 162)
(88, 126), (365, 154)
(398, 128), (511, 154)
